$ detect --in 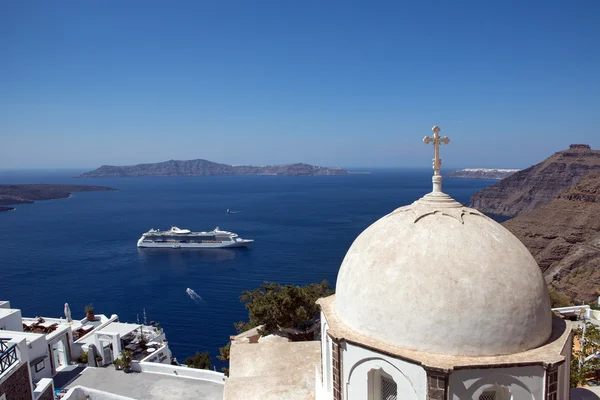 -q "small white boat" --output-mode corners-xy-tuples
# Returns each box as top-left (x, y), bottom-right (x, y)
(137, 226), (253, 249)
